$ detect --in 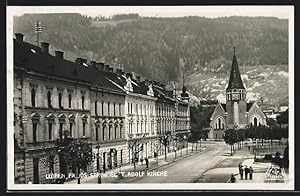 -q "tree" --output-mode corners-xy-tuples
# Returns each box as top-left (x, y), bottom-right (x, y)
(58, 139), (94, 184)
(224, 129), (238, 156)
(277, 109), (288, 128)
(127, 134), (145, 171)
(159, 131), (175, 160)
